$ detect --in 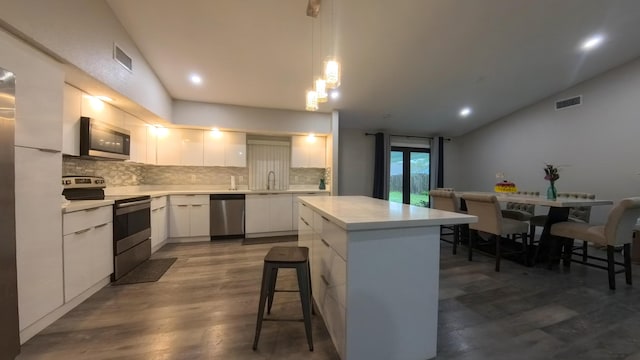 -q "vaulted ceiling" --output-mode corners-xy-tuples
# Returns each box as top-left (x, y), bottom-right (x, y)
(107, 0), (640, 136)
